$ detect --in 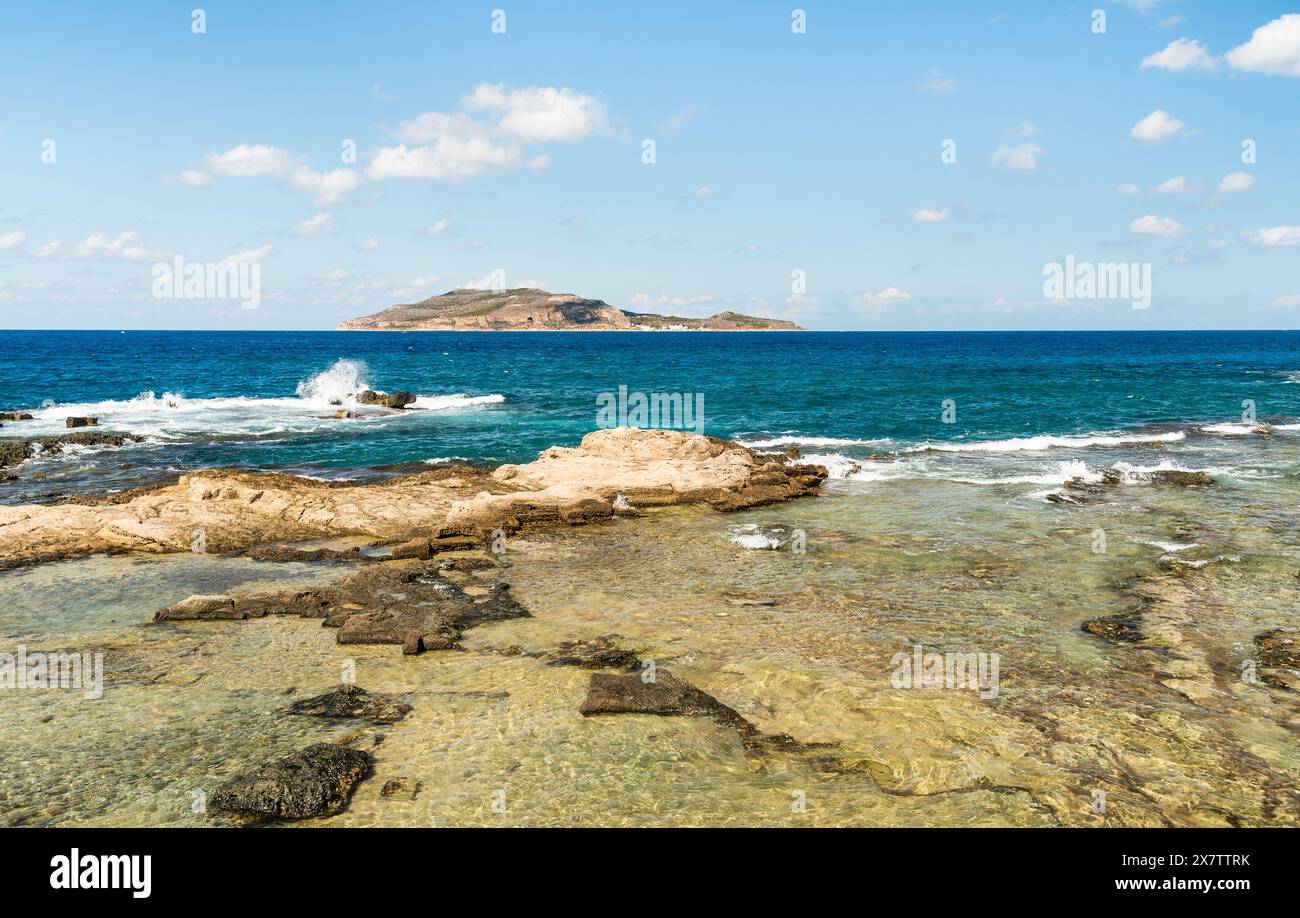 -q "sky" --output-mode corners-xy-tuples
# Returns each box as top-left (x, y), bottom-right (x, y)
(1, 0), (1299, 331)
